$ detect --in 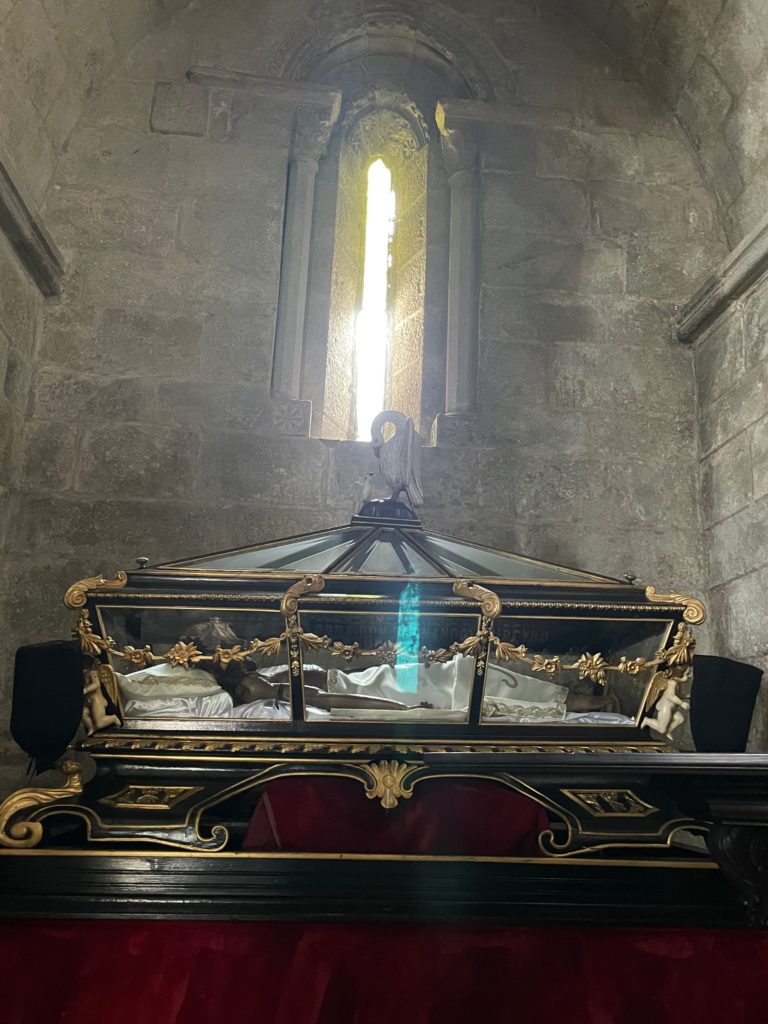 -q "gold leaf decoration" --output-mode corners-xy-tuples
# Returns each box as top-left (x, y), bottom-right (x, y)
(166, 641), (202, 669)
(452, 579), (502, 619)
(0, 759), (83, 849)
(300, 632), (332, 652)
(213, 644), (246, 667)
(663, 623), (696, 667)
(374, 641), (399, 665)
(421, 646), (454, 667)
(64, 570), (128, 610)
(574, 652), (609, 686)
(280, 574), (325, 618)
(616, 656), (647, 675)
(491, 638), (528, 663)
(117, 645), (155, 669)
(363, 760), (414, 810)
(451, 634), (487, 657)
(251, 636), (285, 658)
(645, 586), (706, 625)
(330, 641), (360, 660)
(73, 610), (113, 657)
(531, 654), (561, 675)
